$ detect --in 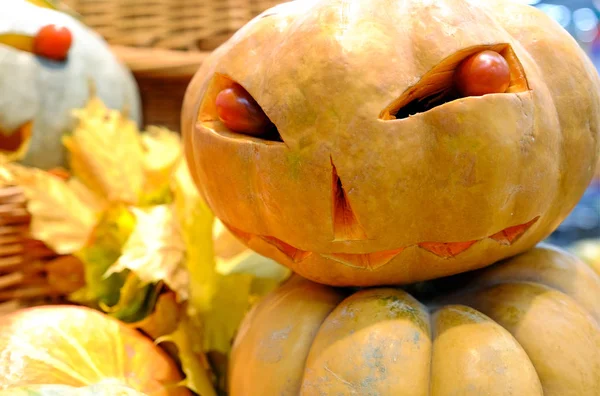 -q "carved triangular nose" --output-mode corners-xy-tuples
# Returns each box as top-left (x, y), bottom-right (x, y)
(331, 157), (367, 241)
